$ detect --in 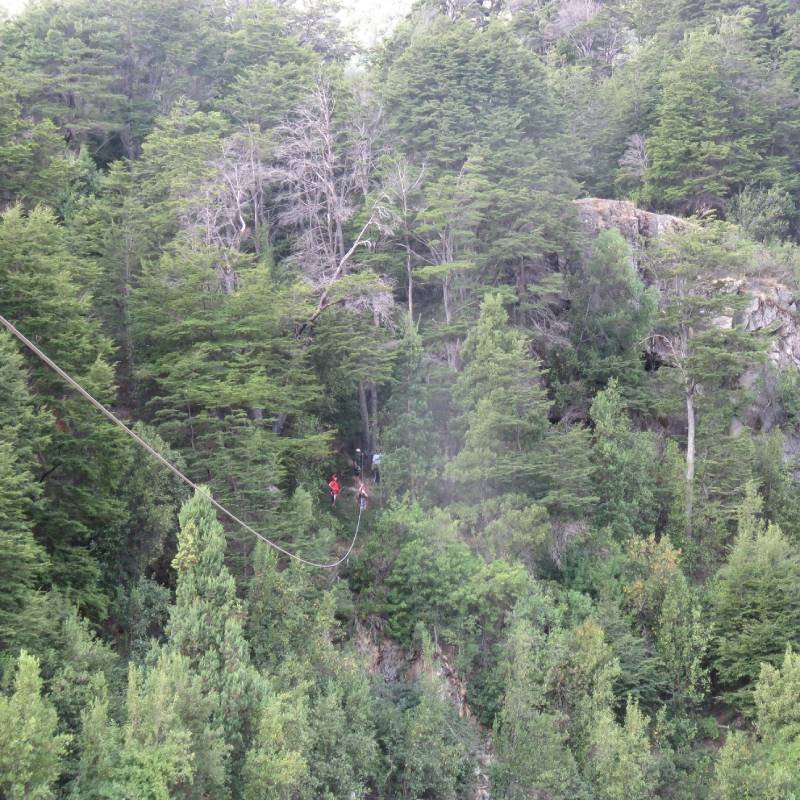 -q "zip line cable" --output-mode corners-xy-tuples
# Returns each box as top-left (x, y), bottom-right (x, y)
(0, 312), (362, 569)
